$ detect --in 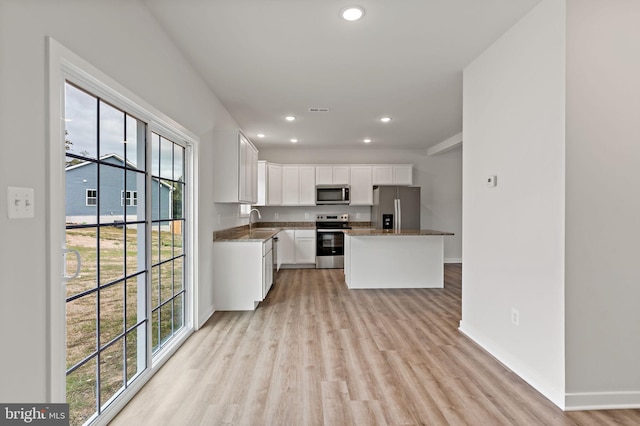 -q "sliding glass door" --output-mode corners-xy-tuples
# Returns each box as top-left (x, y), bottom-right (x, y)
(63, 82), (188, 425)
